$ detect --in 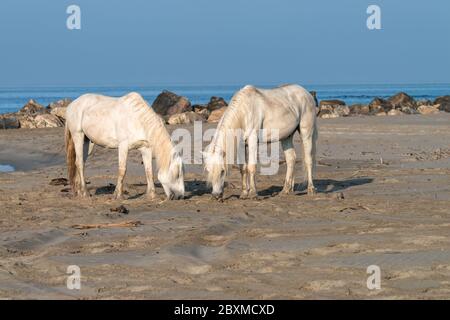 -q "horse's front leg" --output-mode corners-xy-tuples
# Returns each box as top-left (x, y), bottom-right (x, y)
(281, 135), (296, 194)
(239, 163), (249, 199)
(140, 147), (156, 200)
(247, 134), (258, 199)
(114, 143), (128, 200)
